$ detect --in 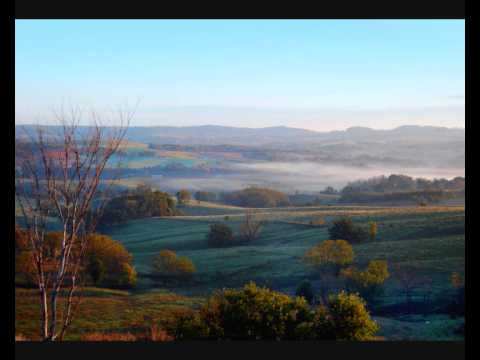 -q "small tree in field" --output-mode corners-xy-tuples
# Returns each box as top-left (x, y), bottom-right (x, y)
(303, 240), (354, 302)
(151, 250), (196, 280)
(341, 260), (389, 302)
(15, 106), (131, 341)
(239, 209), (265, 243)
(329, 217), (369, 243)
(207, 223), (234, 247)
